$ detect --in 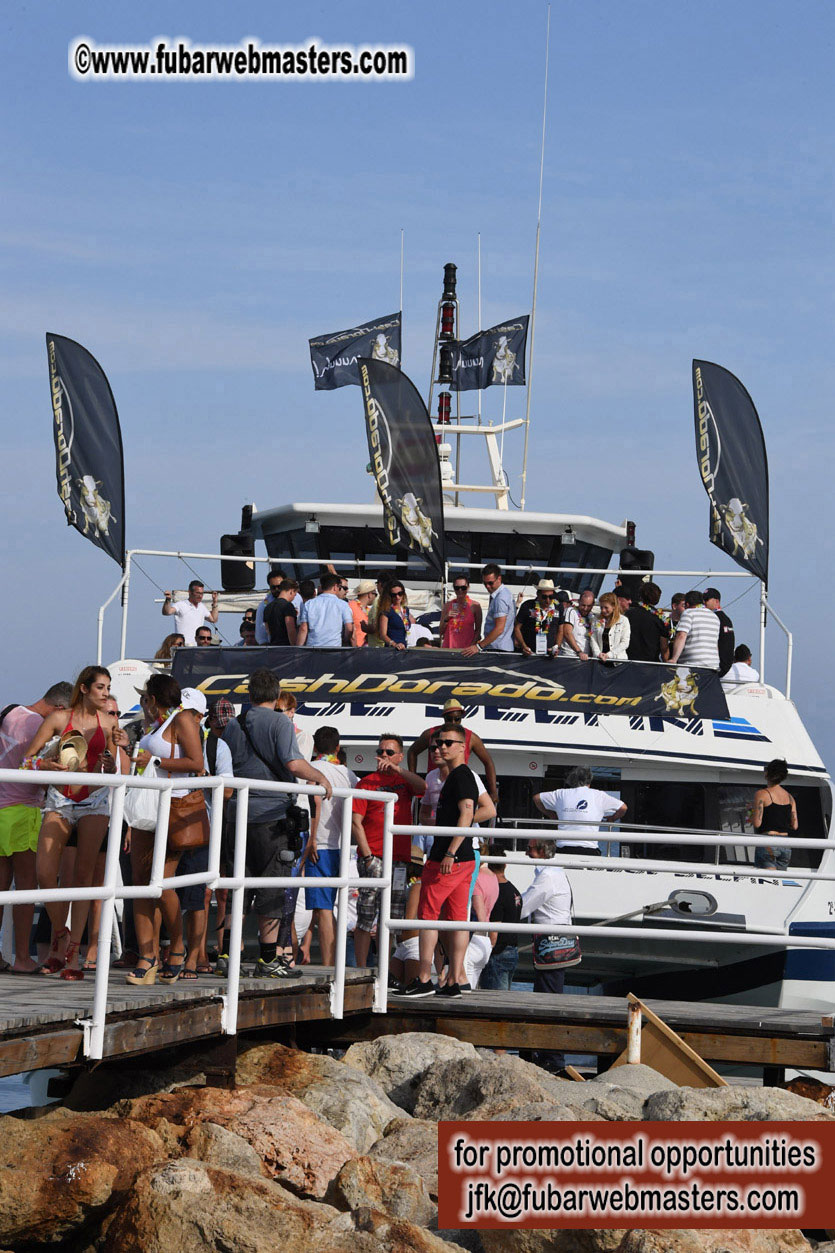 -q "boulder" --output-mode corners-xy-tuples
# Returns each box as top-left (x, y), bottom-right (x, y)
(369, 1118), (440, 1198)
(329, 1155), (436, 1226)
(0, 1112), (165, 1247)
(120, 1084), (354, 1198)
(237, 1042), (406, 1151)
(784, 1075), (835, 1112)
(468, 1099), (606, 1122)
(481, 1231), (623, 1252)
(413, 1053), (571, 1121)
(102, 1159), (462, 1252)
(644, 1085), (835, 1122)
(619, 1231), (811, 1252)
(185, 1121), (266, 1177)
(344, 1033), (479, 1113)
(592, 1062), (678, 1095)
